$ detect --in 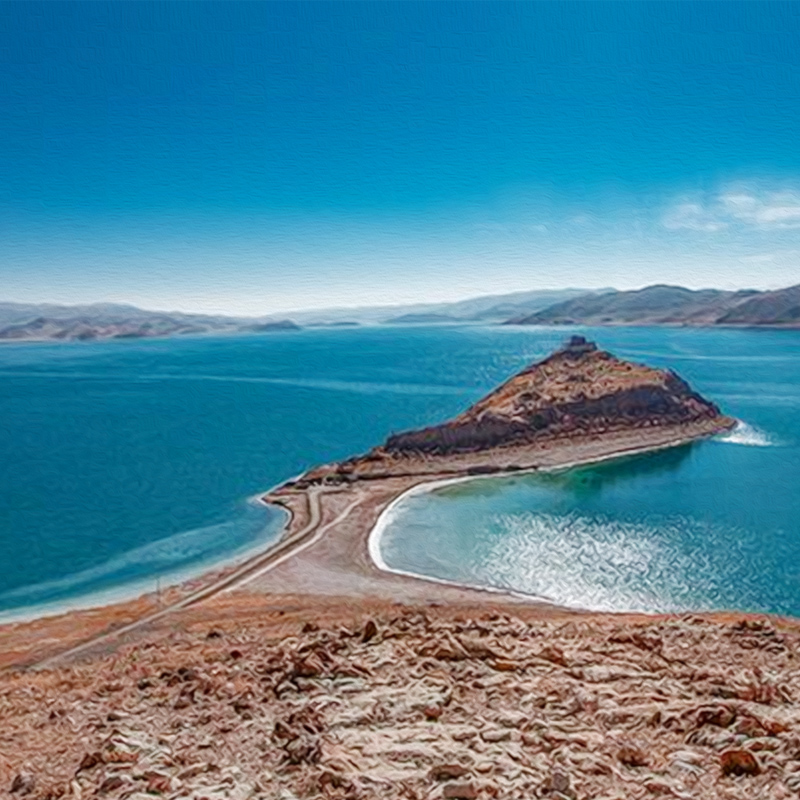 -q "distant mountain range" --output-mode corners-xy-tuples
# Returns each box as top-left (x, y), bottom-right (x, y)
(0, 302), (297, 342)
(507, 284), (800, 328)
(290, 288), (600, 326)
(0, 288), (601, 342)
(2, 282), (799, 342)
